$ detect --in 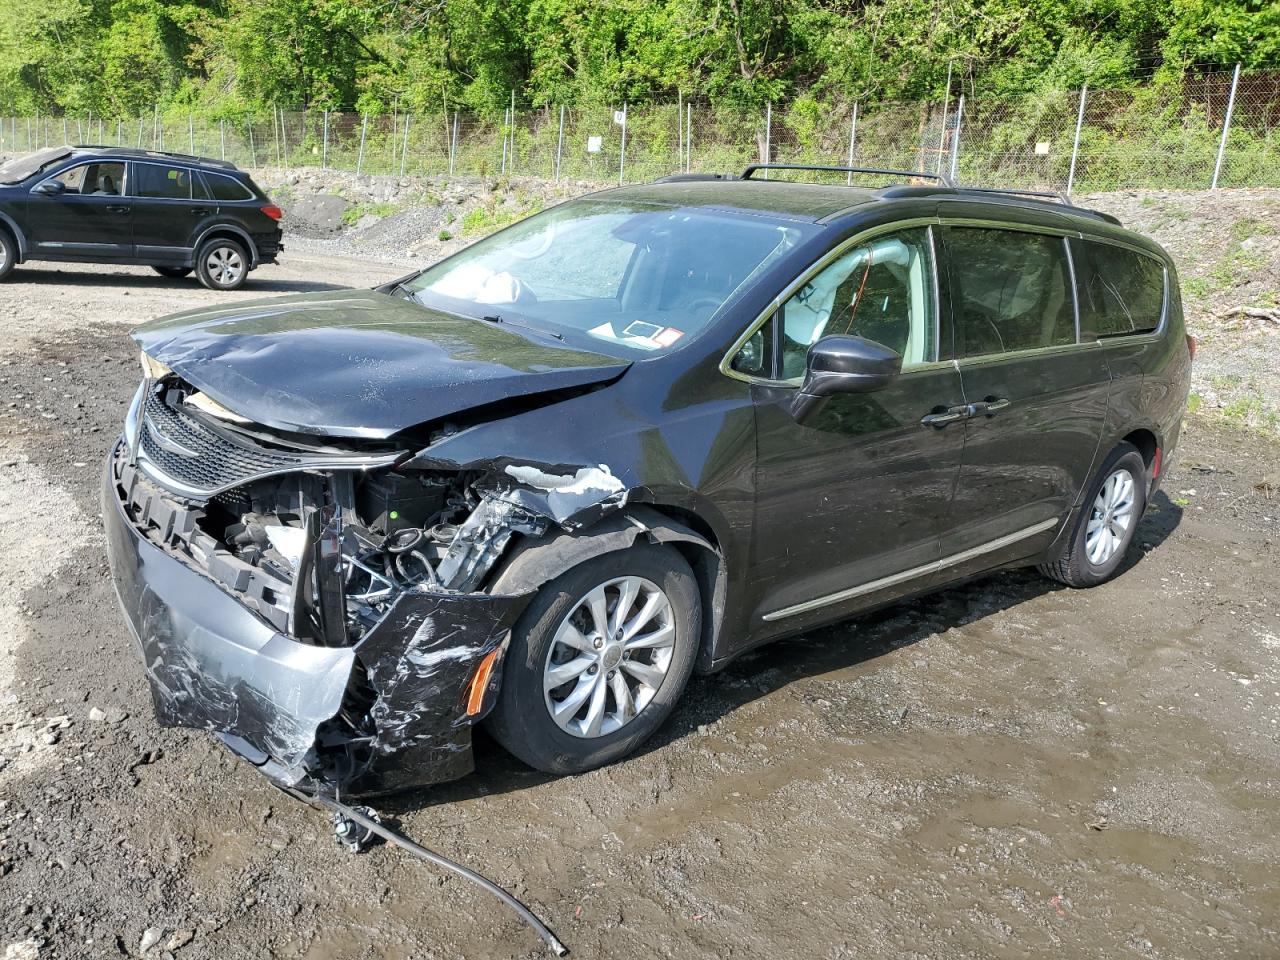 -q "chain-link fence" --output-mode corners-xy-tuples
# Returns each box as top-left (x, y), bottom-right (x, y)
(1, 67), (1276, 194)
